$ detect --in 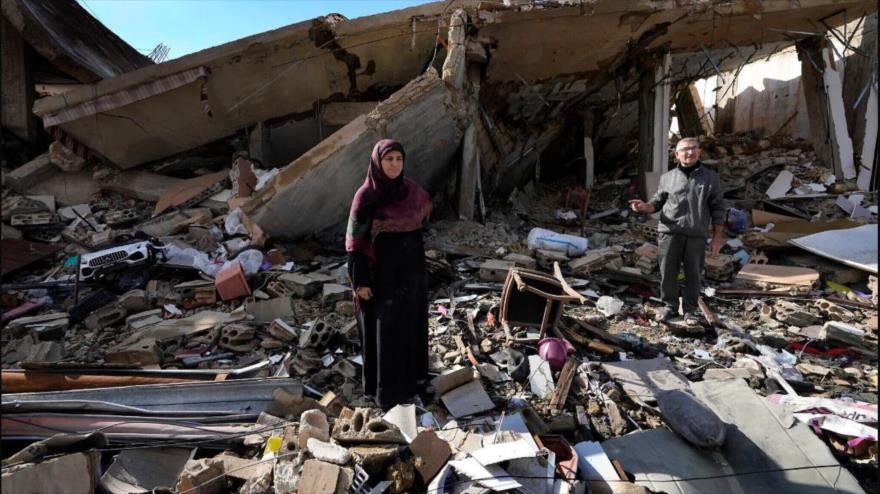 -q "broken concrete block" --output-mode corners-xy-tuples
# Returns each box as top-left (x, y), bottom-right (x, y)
(332, 408), (407, 445)
(321, 283), (350, 306)
(219, 324), (256, 352)
(105, 338), (161, 366)
(335, 467), (353, 494)
(410, 430), (452, 484)
(299, 319), (335, 349)
(246, 296), (295, 323)
(704, 253), (738, 281)
(28, 317), (68, 341)
(299, 409), (331, 450)
(307, 439), (351, 465)
(125, 309), (164, 331)
(814, 299), (855, 323)
(118, 289), (150, 313)
(176, 457), (226, 494)
(5, 153), (55, 193)
(299, 460), (340, 494)
(479, 259), (515, 282)
(278, 273), (319, 297)
(84, 304), (128, 330)
(1, 451), (100, 493)
(104, 207), (146, 226)
(268, 319), (298, 342)
(273, 460), (300, 494)
(291, 349), (323, 376)
(569, 247), (623, 274)
(533, 248), (569, 270)
(503, 253), (537, 269)
(702, 368), (753, 380)
(215, 452), (274, 482)
(265, 280), (293, 298)
(430, 367), (476, 396)
(49, 141), (86, 172)
(335, 300), (354, 317)
(349, 445), (400, 476)
(1, 223), (23, 240)
(774, 300), (822, 327)
(383, 404), (417, 444)
(820, 321), (865, 347)
(332, 359), (358, 379)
